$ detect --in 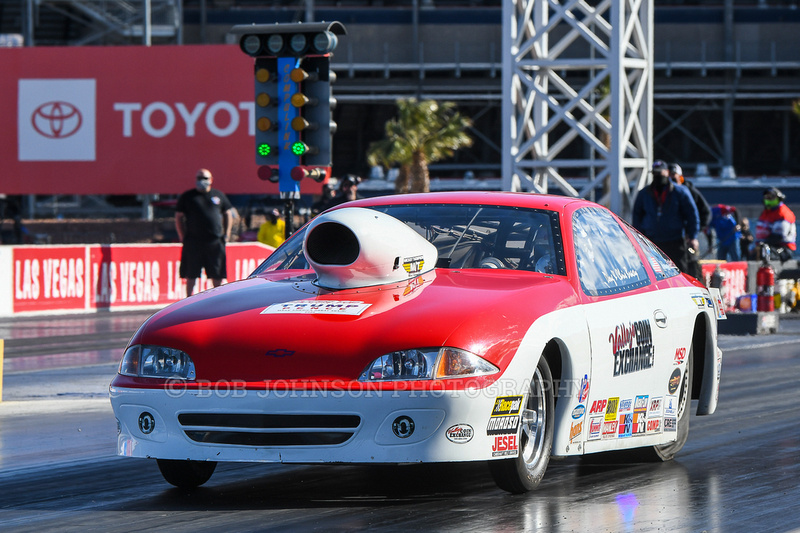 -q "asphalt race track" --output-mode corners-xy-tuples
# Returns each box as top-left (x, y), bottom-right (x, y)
(0, 311), (798, 532)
